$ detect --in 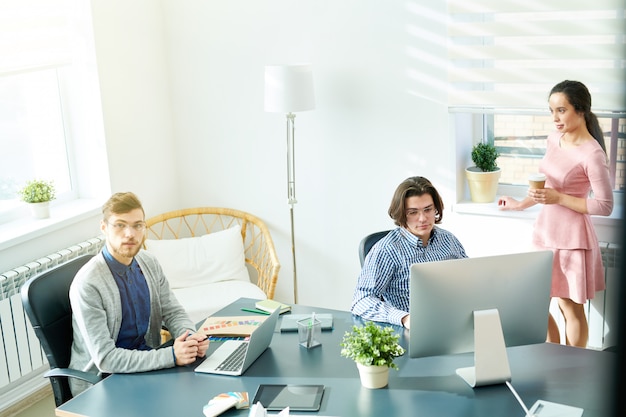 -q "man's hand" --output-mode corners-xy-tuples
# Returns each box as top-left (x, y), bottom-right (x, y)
(402, 314), (410, 329)
(173, 330), (209, 365)
(185, 331), (210, 357)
